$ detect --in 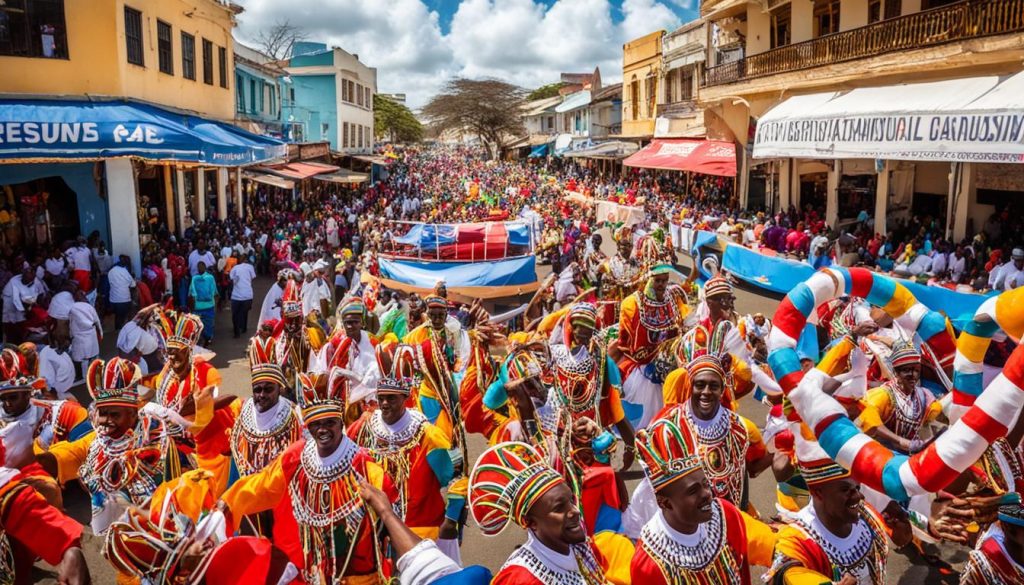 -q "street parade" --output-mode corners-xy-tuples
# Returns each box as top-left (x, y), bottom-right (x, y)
(2, 1), (1024, 584)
